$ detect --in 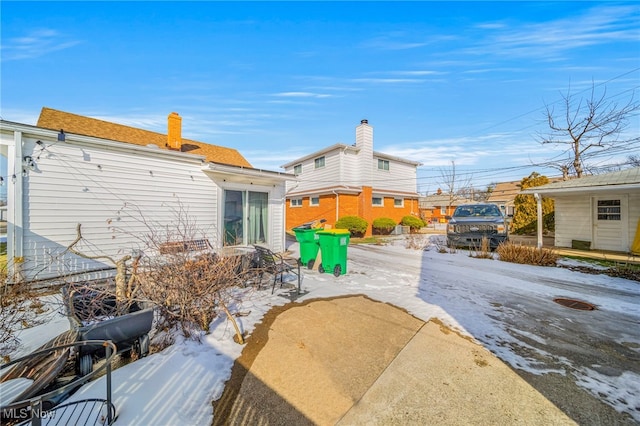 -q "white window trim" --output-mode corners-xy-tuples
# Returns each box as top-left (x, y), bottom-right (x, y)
(290, 198), (303, 208)
(377, 159), (390, 171)
(314, 156), (325, 169)
(293, 164), (302, 175)
(310, 196), (320, 206)
(394, 198), (404, 208)
(372, 196), (383, 207)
